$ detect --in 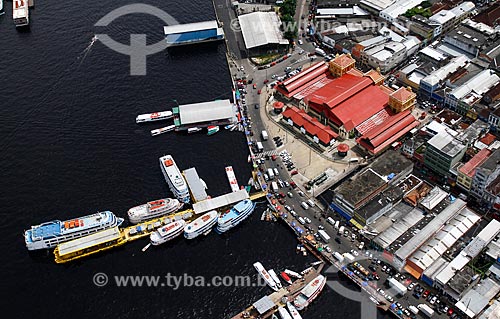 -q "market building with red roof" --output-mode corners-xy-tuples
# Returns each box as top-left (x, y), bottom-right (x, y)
(275, 53), (418, 154)
(282, 106), (338, 146)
